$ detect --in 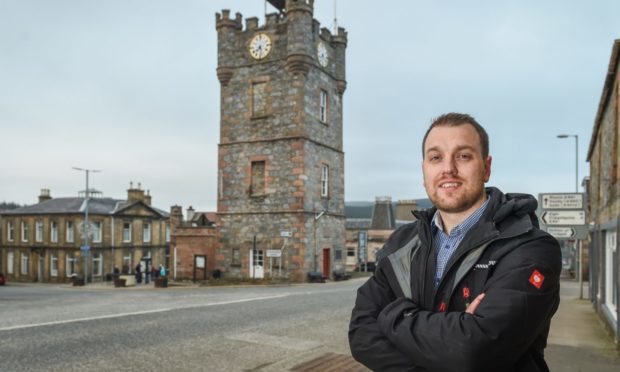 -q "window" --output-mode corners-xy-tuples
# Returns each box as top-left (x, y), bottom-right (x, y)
(143, 222), (151, 243)
(165, 225), (171, 242)
(123, 222), (132, 242)
(21, 253), (29, 275)
(92, 221), (102, 243)
(321, 164), (329, 197)
(66, 221), (74, 243)
(347, 247), (355, 257)
(35, 220), (43, 242)
(7, 251), (14, 274)
(252, 249), (264, 267)
(319, 89), (328, 123)
(7, 221), (14, 242)
(21, 221), (29, 242)
(123, 252), (132, 274)
(335, 249), (342, 260)
(50, 254), (58, 277)
(66, 254), (77, 277)
(605, 231), (617, 319)
(50, 221), (58, 243)
(92, 253), (102, 277)
(252, 81), (267, 117)
(250, 161), (266, 196)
